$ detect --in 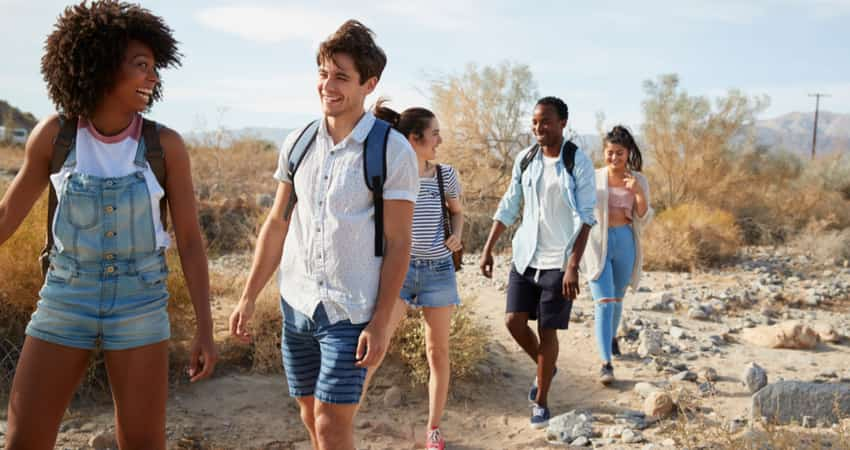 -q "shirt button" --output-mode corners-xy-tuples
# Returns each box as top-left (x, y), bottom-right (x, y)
(105, 231), (116, 238)
(105, 206), (115, 213)
(324, 175), (329, 180)
(105, 266), (115, 274)
(106, 180), (115, 187)
(318, 281), (324, 286)
(330, 151), (335, 156)
(105, 253), (115, 260)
